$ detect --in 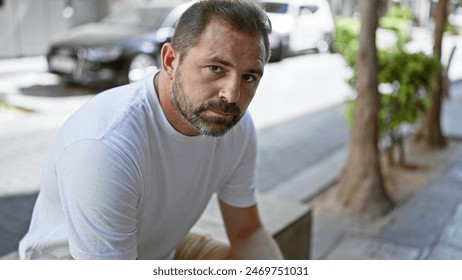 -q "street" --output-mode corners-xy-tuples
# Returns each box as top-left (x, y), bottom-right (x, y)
(250, 52), (352, 129)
